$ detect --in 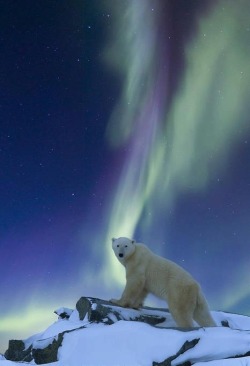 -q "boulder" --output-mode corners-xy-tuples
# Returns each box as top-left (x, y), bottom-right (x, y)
(76, 296), (170, 325)
(4, 340), (32, 362)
